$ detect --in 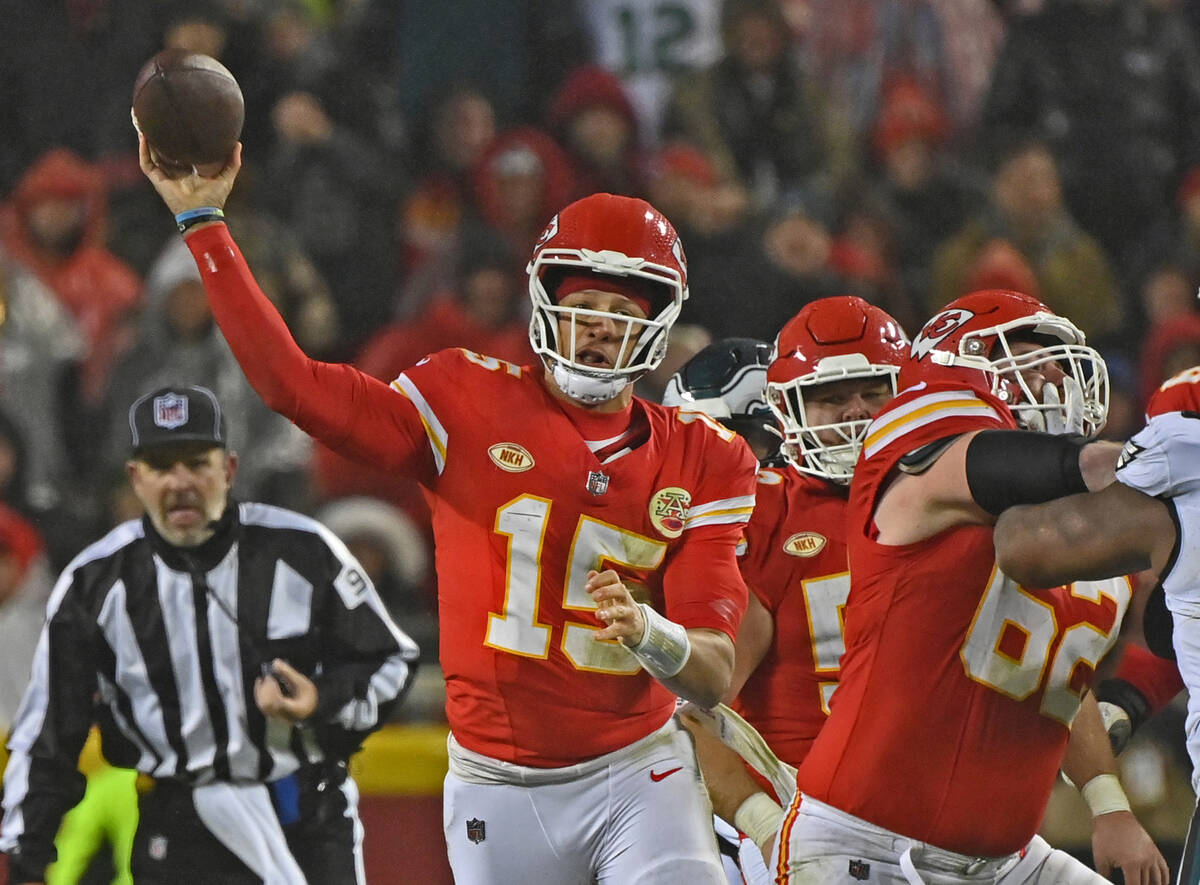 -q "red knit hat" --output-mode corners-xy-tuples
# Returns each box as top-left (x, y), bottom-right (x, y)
(0, 504), (42, 582)
(555, 273), (653, 316)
